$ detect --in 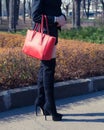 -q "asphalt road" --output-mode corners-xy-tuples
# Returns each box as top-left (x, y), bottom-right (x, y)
(0, 90), (104, 130)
